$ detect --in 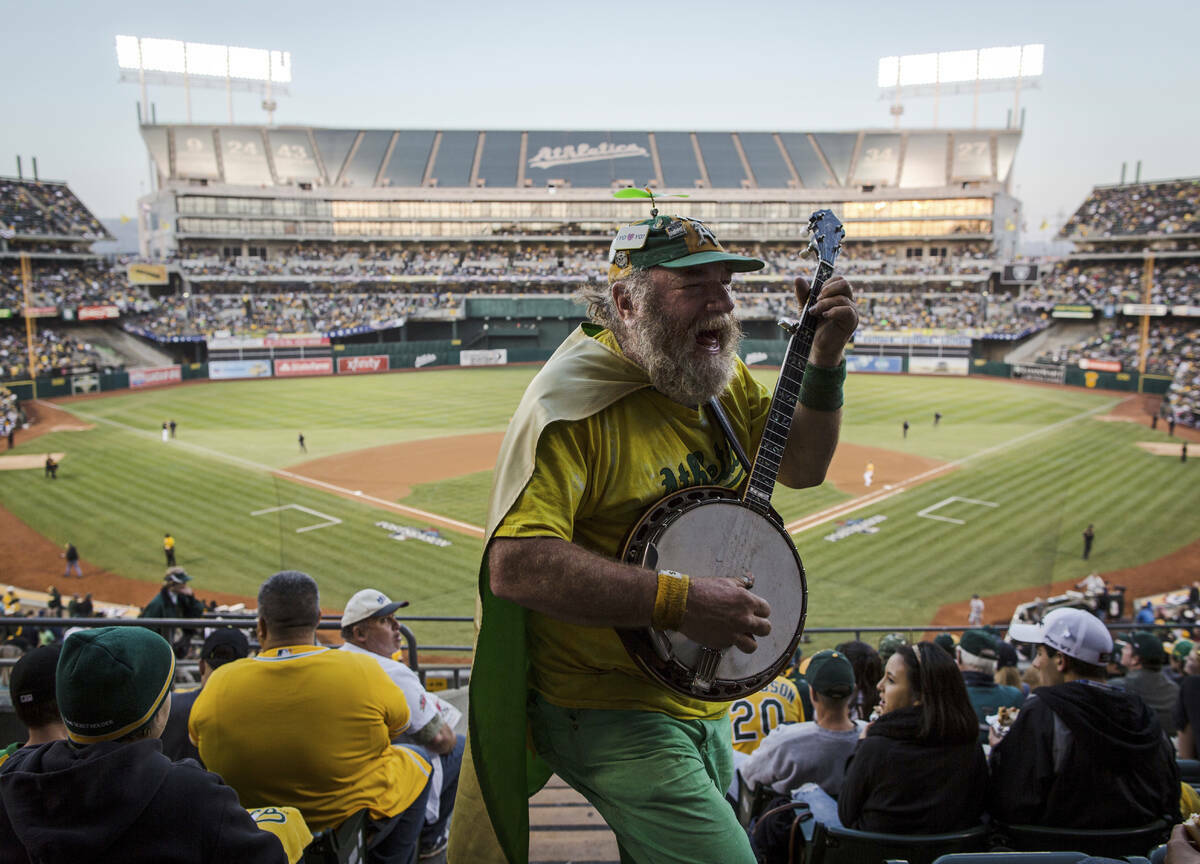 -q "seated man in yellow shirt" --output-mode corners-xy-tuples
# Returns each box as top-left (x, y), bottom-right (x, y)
(190, 571), (432, 864)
